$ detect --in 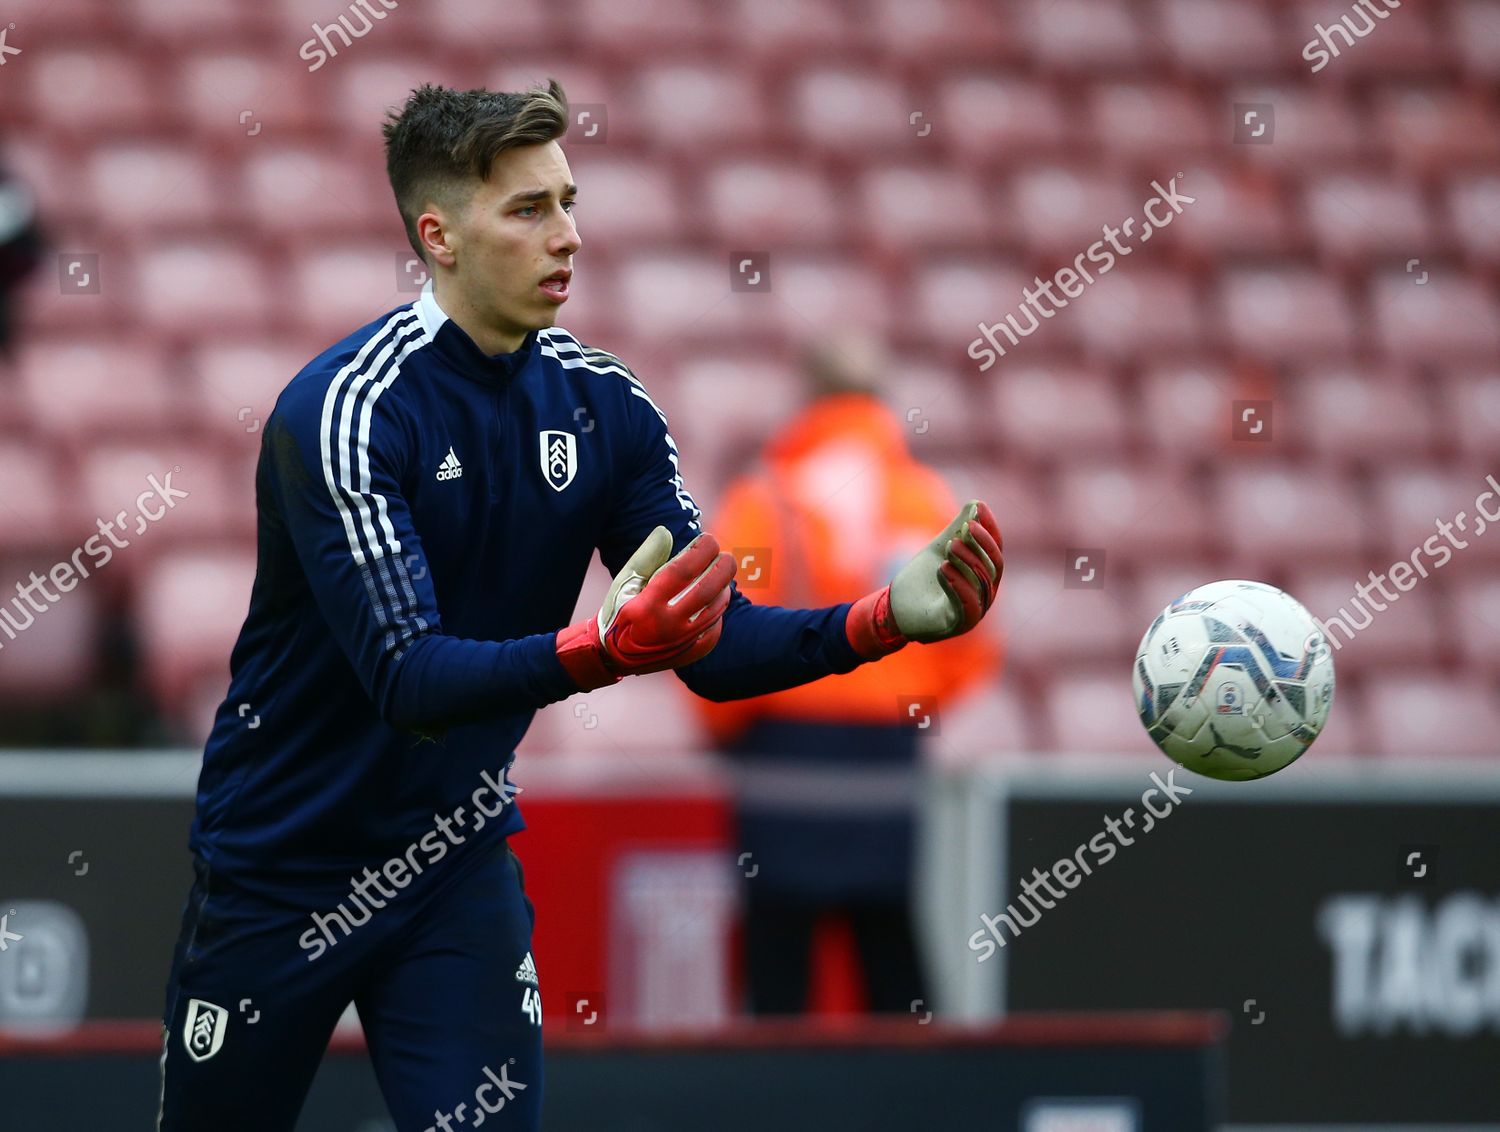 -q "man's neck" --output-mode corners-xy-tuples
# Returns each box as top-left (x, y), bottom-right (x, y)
(431, 281), (528, 356)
